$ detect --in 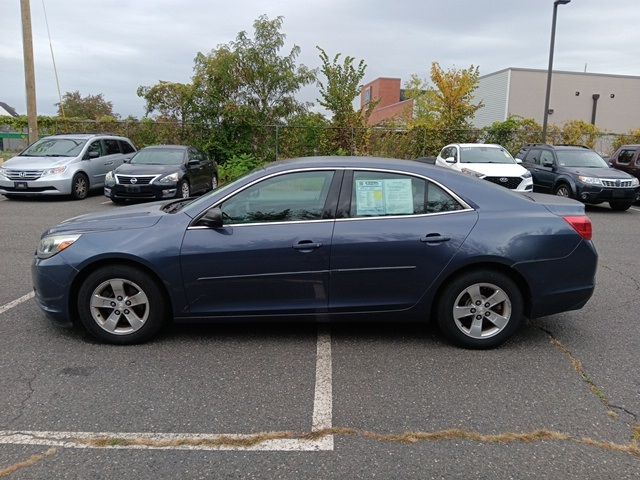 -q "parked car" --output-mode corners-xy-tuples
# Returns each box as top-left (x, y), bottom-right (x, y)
(104, 145), (218, 203)
(517, 144), (640, 211)
(608, 144), (640, 183)
(0, 134), (136, 200)
(32, 157), (597, 349)
(435, 143), (533, 191)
